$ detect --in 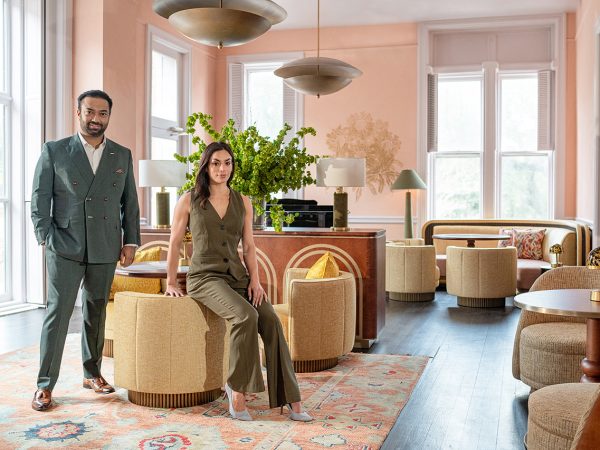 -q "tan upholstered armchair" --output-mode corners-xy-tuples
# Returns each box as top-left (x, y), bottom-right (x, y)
(526, 382), (600, 450)
(272, 268), (356, 372)
(512, 267), (600, 391)
(385, 244), (439, 301)
(446, 246), (517, 307)
(113, 292), (229, 408)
